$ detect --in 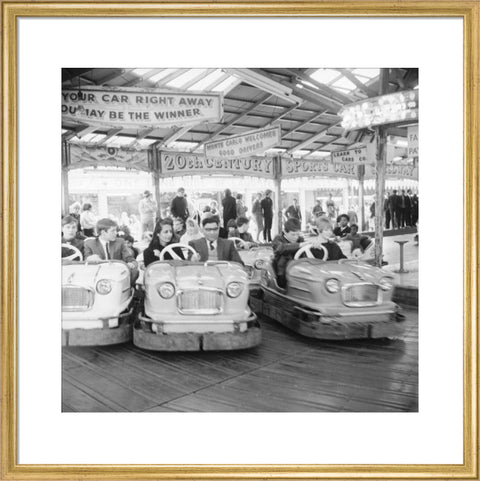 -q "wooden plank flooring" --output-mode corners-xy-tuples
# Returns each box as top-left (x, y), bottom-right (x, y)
(62, 309), (418, 412)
